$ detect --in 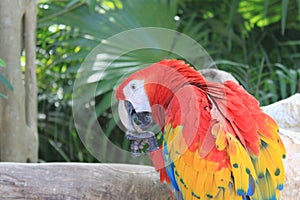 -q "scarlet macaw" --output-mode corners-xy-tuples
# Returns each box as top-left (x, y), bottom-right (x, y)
(115, 59), (285, 200)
